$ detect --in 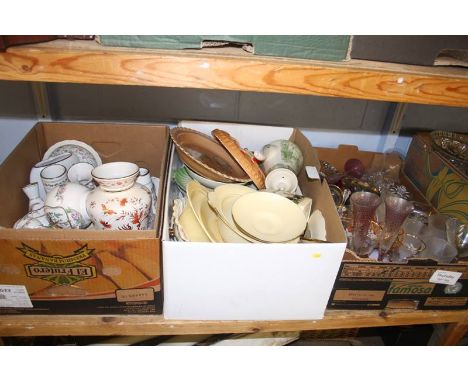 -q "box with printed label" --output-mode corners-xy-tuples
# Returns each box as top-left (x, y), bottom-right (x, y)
(314, 144), (468, 310)
(404, 133), (467, 225)
(162, 121), (347, 321)
(0, 122), (170, 314)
